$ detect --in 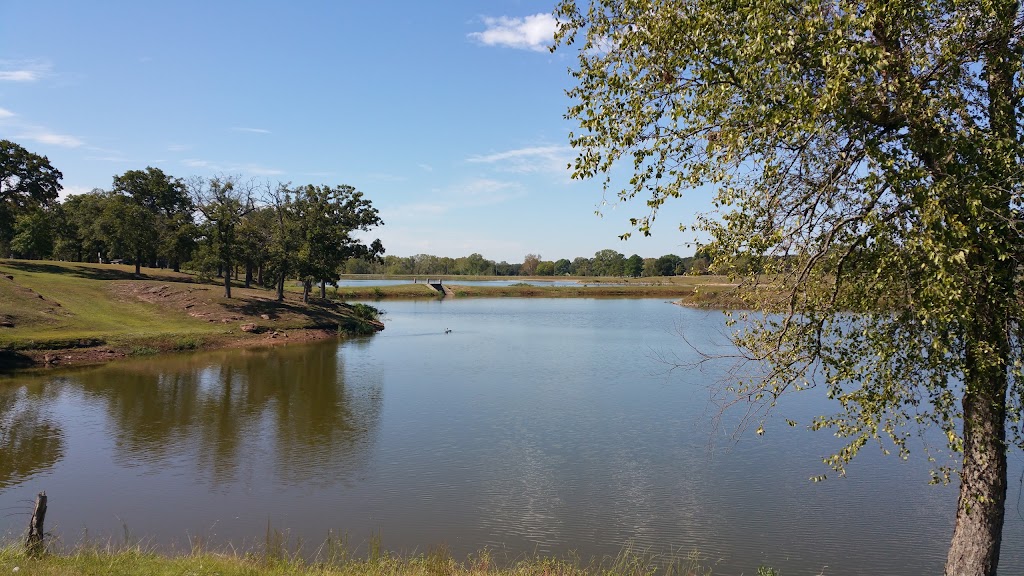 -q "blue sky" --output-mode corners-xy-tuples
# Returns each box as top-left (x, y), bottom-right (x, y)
(0, 1), (709, 262)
